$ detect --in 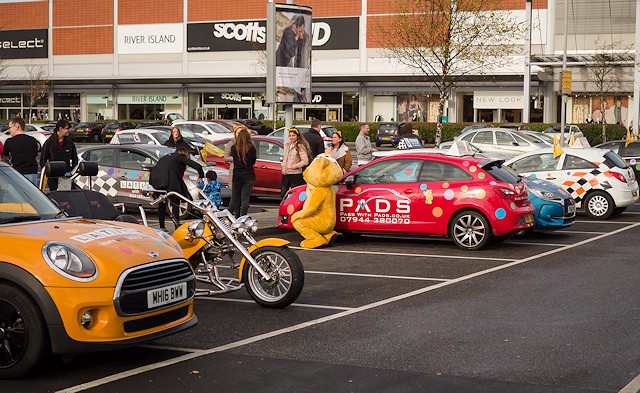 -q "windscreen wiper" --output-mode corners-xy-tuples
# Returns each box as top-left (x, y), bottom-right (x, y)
(0, 215), (42, 224)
